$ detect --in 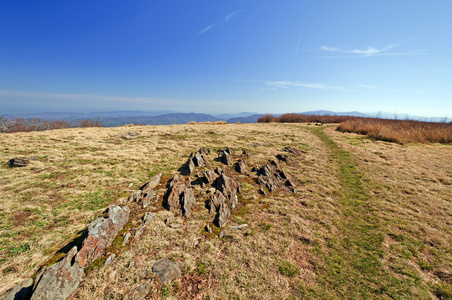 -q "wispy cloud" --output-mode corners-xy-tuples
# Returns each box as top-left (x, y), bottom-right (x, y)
(319, 44), (426, 57)
(199, 9), (245, 34)
(266, 81), (350, 91)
